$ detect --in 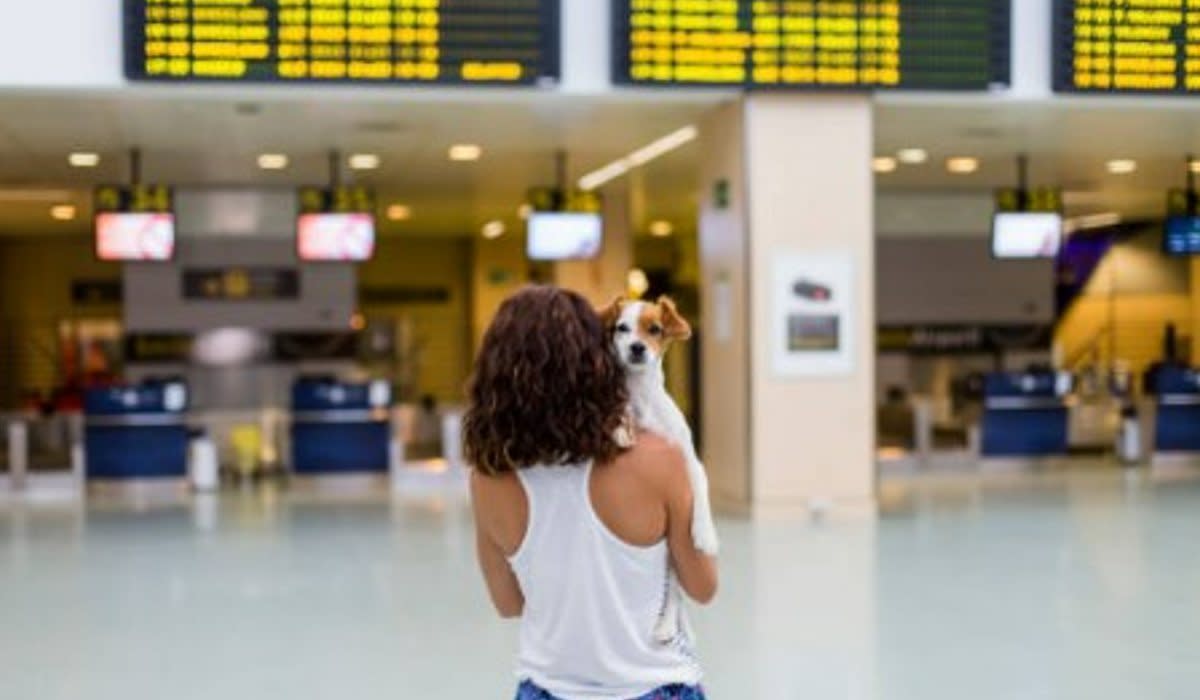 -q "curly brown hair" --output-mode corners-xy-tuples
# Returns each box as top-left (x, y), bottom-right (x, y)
(464, 285), (629, 476)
